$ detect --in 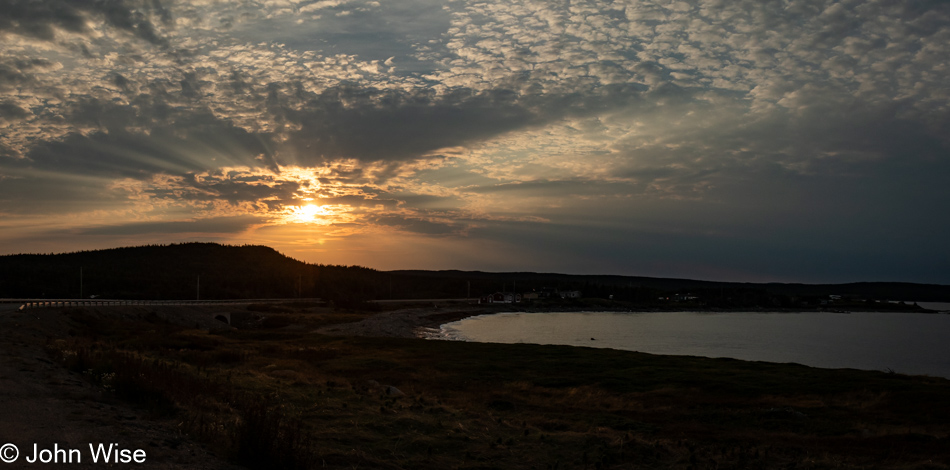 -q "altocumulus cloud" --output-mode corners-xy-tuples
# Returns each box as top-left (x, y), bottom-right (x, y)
(0, 0), (948, 282)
